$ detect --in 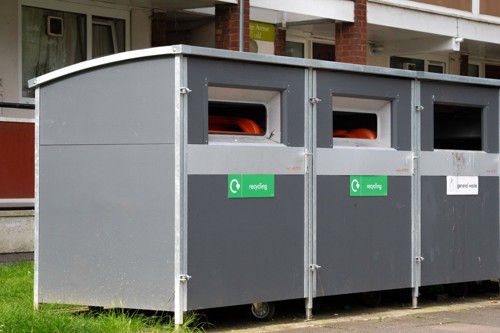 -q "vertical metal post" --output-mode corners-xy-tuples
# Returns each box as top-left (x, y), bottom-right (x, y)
(498, 89), (500, 294)
(411, 79), (422, 308)
(174, 54), (189, 326)
(239, 0), (244, 52)
(304, 68), (318, 320)
(33, 87), (41, 310)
